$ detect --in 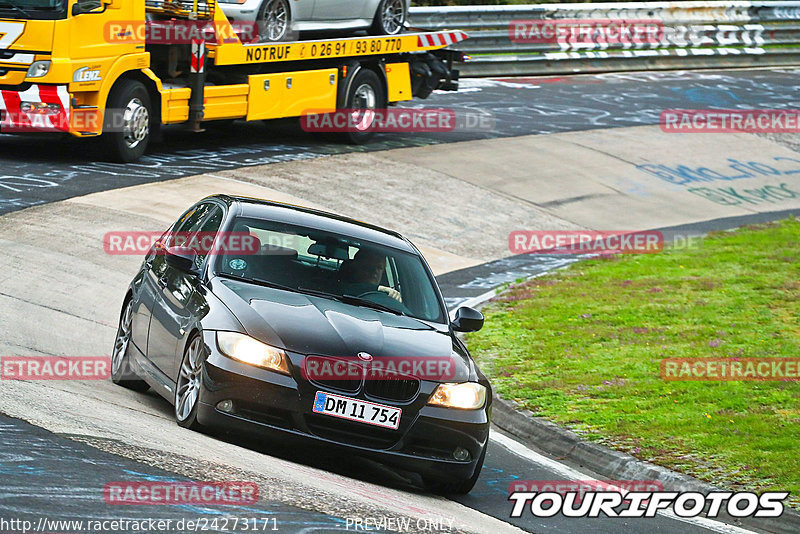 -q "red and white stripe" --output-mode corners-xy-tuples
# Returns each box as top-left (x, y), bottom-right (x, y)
(0, 84), (70, 132)
(191, 40), (206, 73)
(417, 31), (468, 49)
